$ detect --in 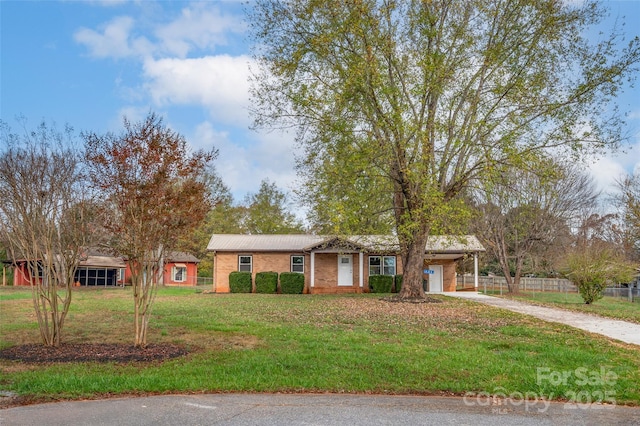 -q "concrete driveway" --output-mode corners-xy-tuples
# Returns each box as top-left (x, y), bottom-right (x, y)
(445, 292), (640, 346)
